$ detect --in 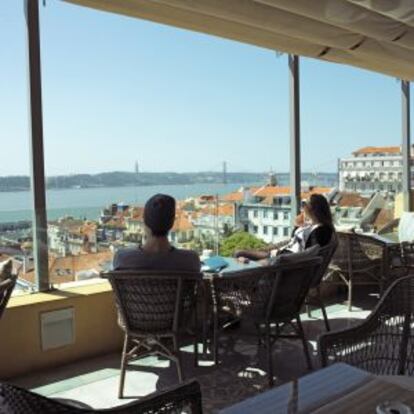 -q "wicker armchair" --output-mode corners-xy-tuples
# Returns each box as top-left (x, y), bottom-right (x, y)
(0, 274), (17, 320)
(384, 242), (414, 288)
(319, 275), (414, 375)
(0, 379), (203, 413)
(207, 256), (322, 386)
(327, 232), (386, 311)
(305, 235), (338, 331)
(105, 271), (202, 398)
